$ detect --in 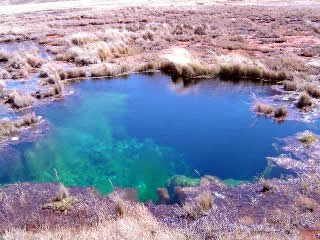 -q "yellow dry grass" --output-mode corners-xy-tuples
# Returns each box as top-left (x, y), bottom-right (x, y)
(3, 200), (192, 240)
